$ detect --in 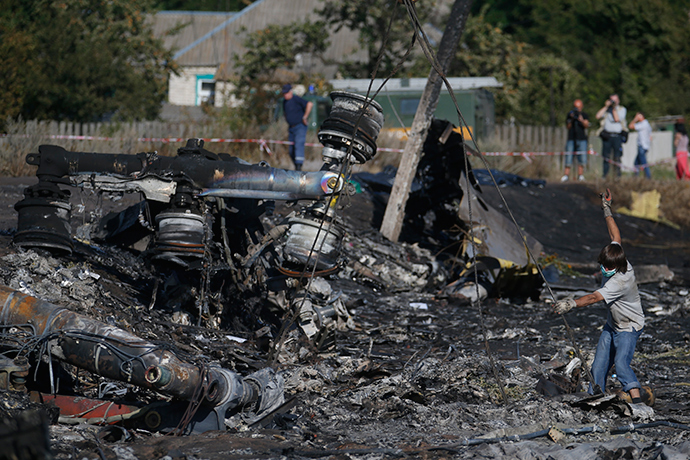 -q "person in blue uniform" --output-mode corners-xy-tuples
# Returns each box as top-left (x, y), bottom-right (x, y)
(282, 84), (313, 171)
